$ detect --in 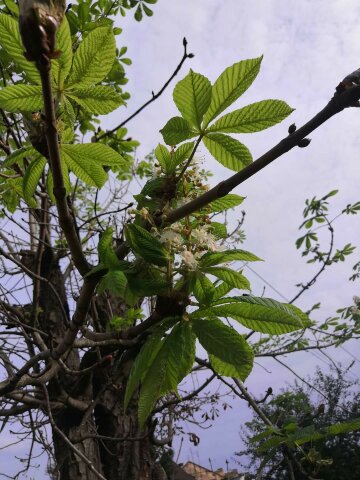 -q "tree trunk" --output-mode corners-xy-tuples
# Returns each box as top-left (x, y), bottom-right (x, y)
(37, 248), (167, 480)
